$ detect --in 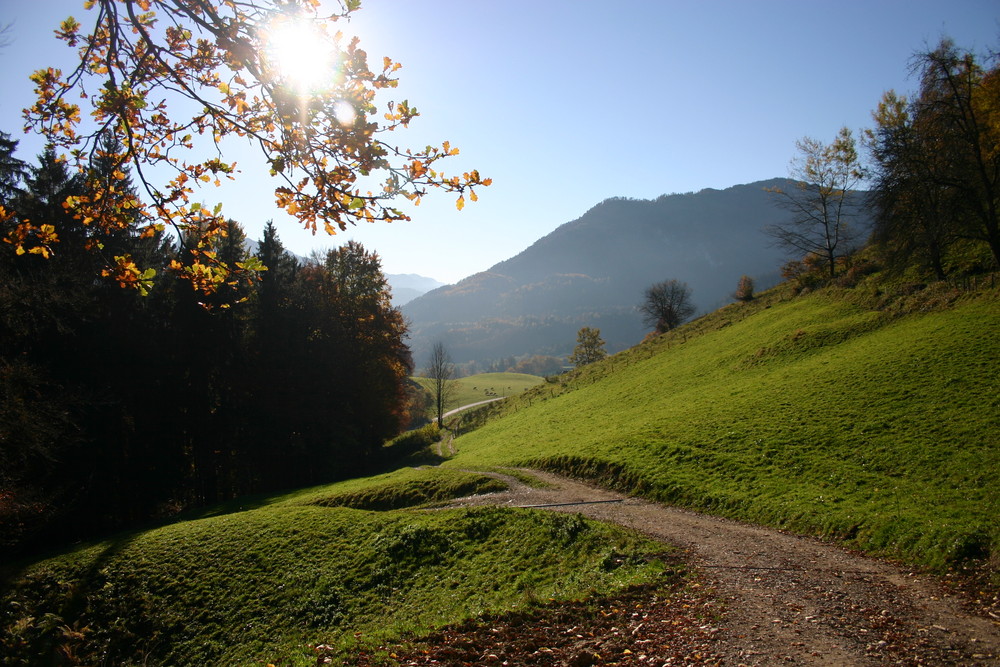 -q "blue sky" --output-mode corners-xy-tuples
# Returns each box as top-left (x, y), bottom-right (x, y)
(1, 1), (997, 283)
